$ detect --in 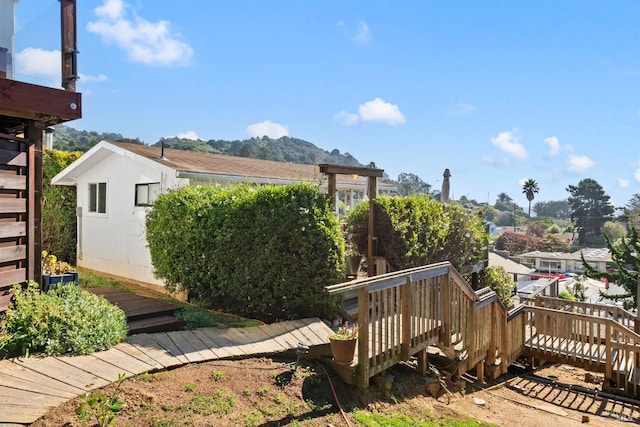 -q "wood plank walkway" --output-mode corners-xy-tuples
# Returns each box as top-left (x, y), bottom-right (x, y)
(0, 318), (333, 426)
